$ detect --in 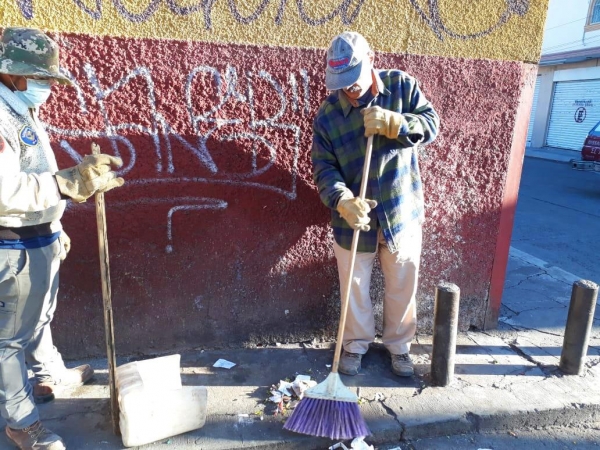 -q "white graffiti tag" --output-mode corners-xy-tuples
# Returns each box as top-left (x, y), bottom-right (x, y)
(46, 63), (311, 252)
